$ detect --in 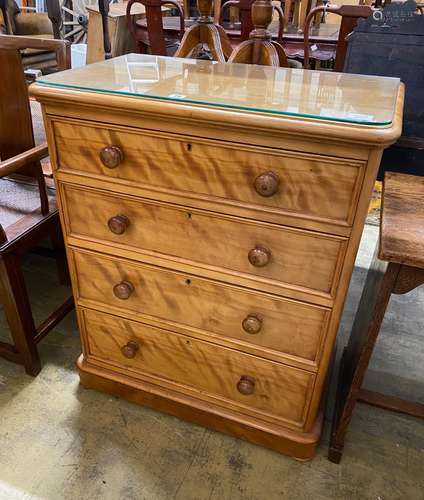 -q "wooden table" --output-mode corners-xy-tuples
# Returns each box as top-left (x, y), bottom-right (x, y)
(32, 55), (403, 461)
(329, 172), (424, 463)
